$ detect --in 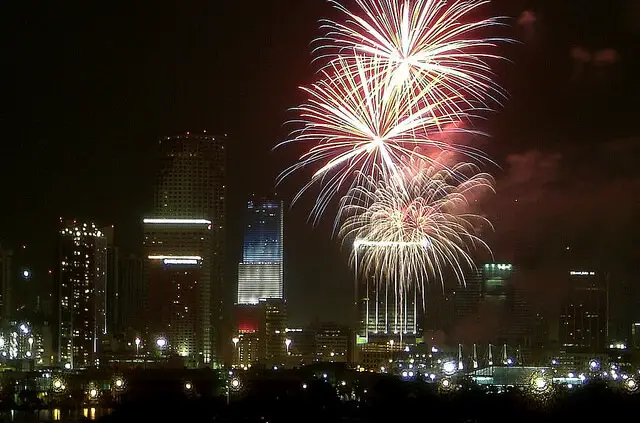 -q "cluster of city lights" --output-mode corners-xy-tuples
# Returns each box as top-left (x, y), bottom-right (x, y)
(388, 356), (640, 396)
